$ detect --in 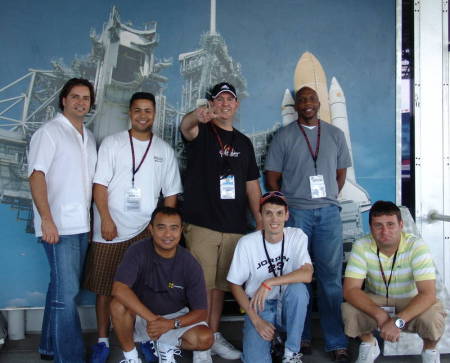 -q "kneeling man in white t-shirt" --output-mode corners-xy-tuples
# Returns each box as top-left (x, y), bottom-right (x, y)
(227, 191), (313, 363)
